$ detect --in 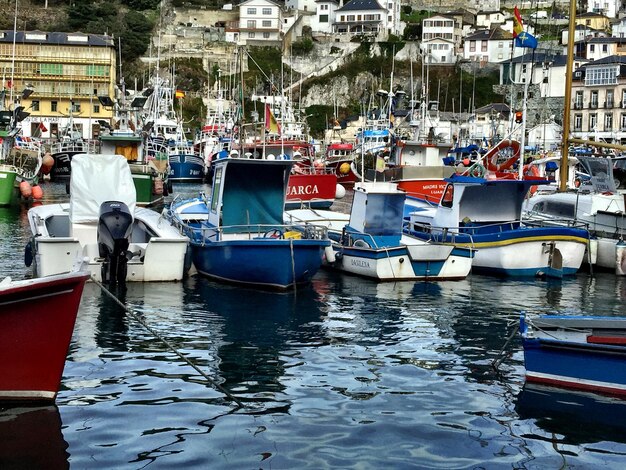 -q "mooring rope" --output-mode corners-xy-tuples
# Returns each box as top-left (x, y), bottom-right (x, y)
(92, 276), (246, 409)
